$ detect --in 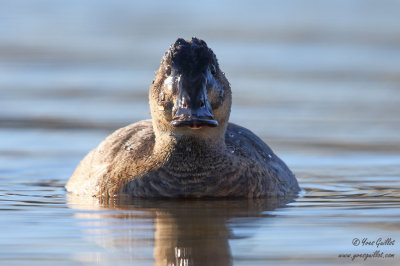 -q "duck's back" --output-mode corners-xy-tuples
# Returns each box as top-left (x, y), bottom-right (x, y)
(66, 120), (155, 196)
(224, 123), (299, 197)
